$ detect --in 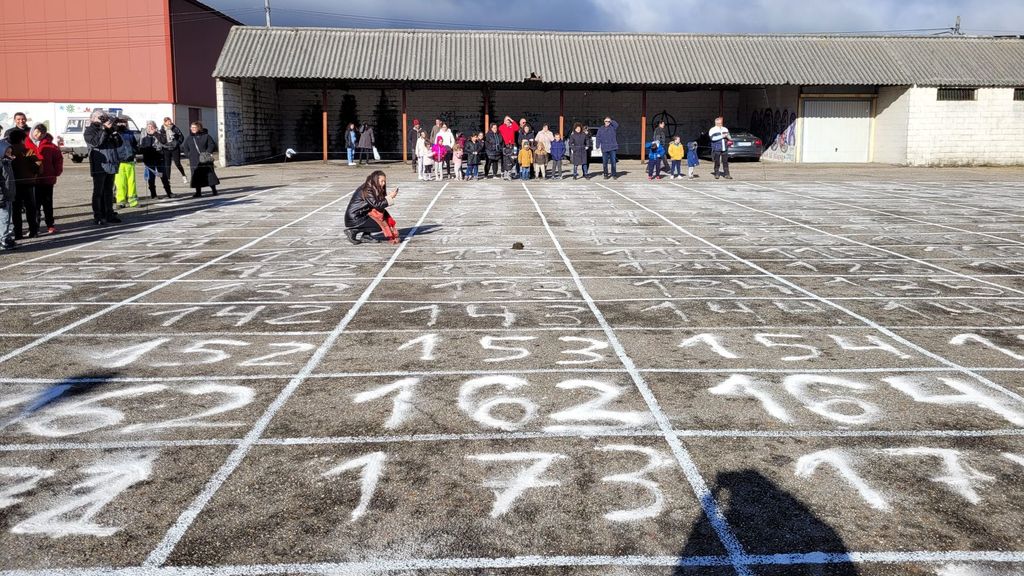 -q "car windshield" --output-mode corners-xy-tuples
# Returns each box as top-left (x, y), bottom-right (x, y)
(64, 119), (88, 133)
